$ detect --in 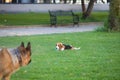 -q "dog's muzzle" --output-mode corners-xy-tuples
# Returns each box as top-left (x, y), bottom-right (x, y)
(56, 46), (59, 50)
(28, 59), (31, 65)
